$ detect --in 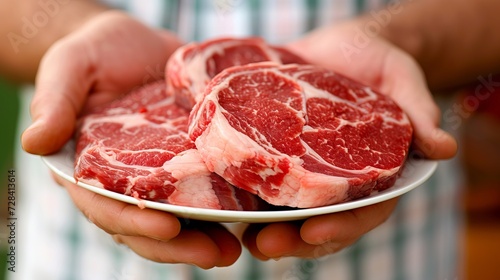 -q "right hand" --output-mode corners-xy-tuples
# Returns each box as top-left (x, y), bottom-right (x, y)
(22, 11), (241, 268)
